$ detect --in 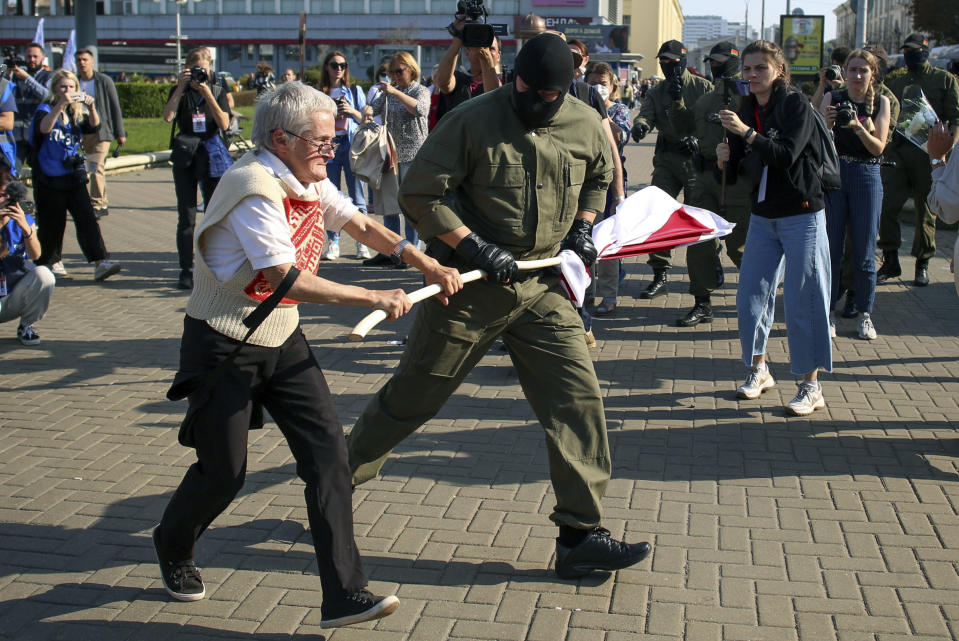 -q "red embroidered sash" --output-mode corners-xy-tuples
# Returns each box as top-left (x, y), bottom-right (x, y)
(244, 196), (325, 304)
